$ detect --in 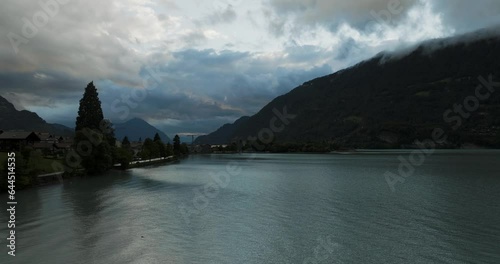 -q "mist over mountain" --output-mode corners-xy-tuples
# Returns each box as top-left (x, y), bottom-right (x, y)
(114, 118), (171, 143)
(0, 95), (73, 136)
(199, 29), (500, 148)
